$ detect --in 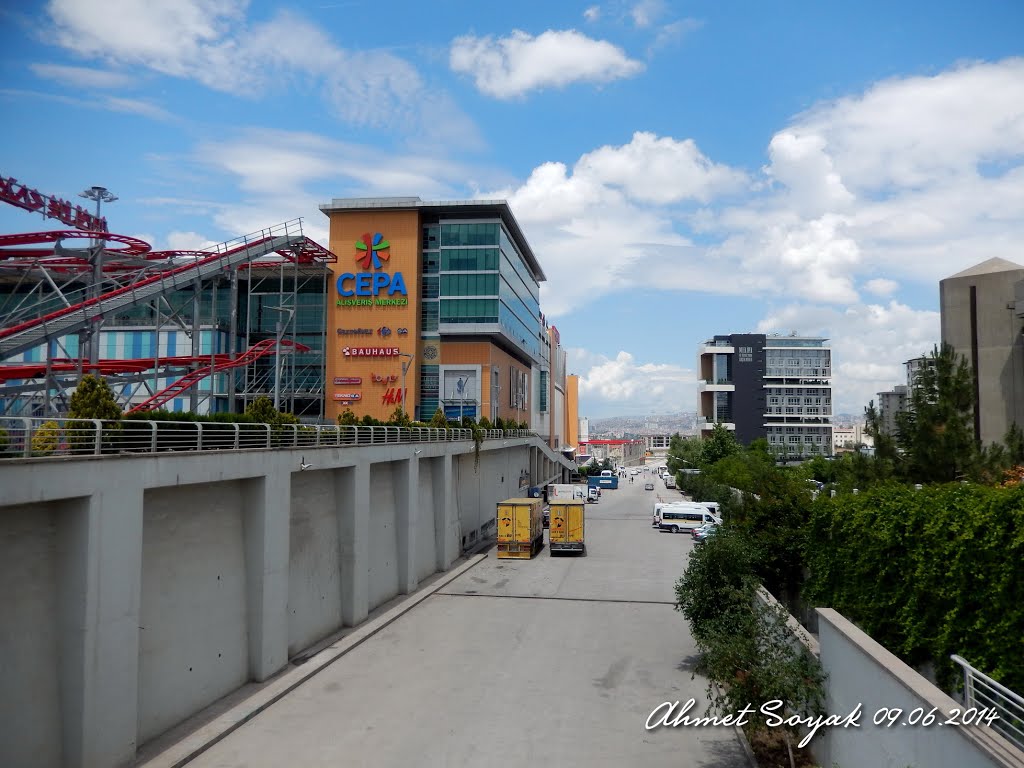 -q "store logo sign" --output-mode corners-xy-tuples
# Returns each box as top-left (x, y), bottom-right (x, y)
(332, 392), (362, 401)
(336, 231), (407, 303)
(355, 232), (390, 269)
(342, 346), (400, 357)
(333, 377), (362, 385)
